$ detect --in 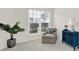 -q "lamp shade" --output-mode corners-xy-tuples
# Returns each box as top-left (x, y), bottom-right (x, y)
(68, 18), (73, 26)
(68, 18), (75, 31)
